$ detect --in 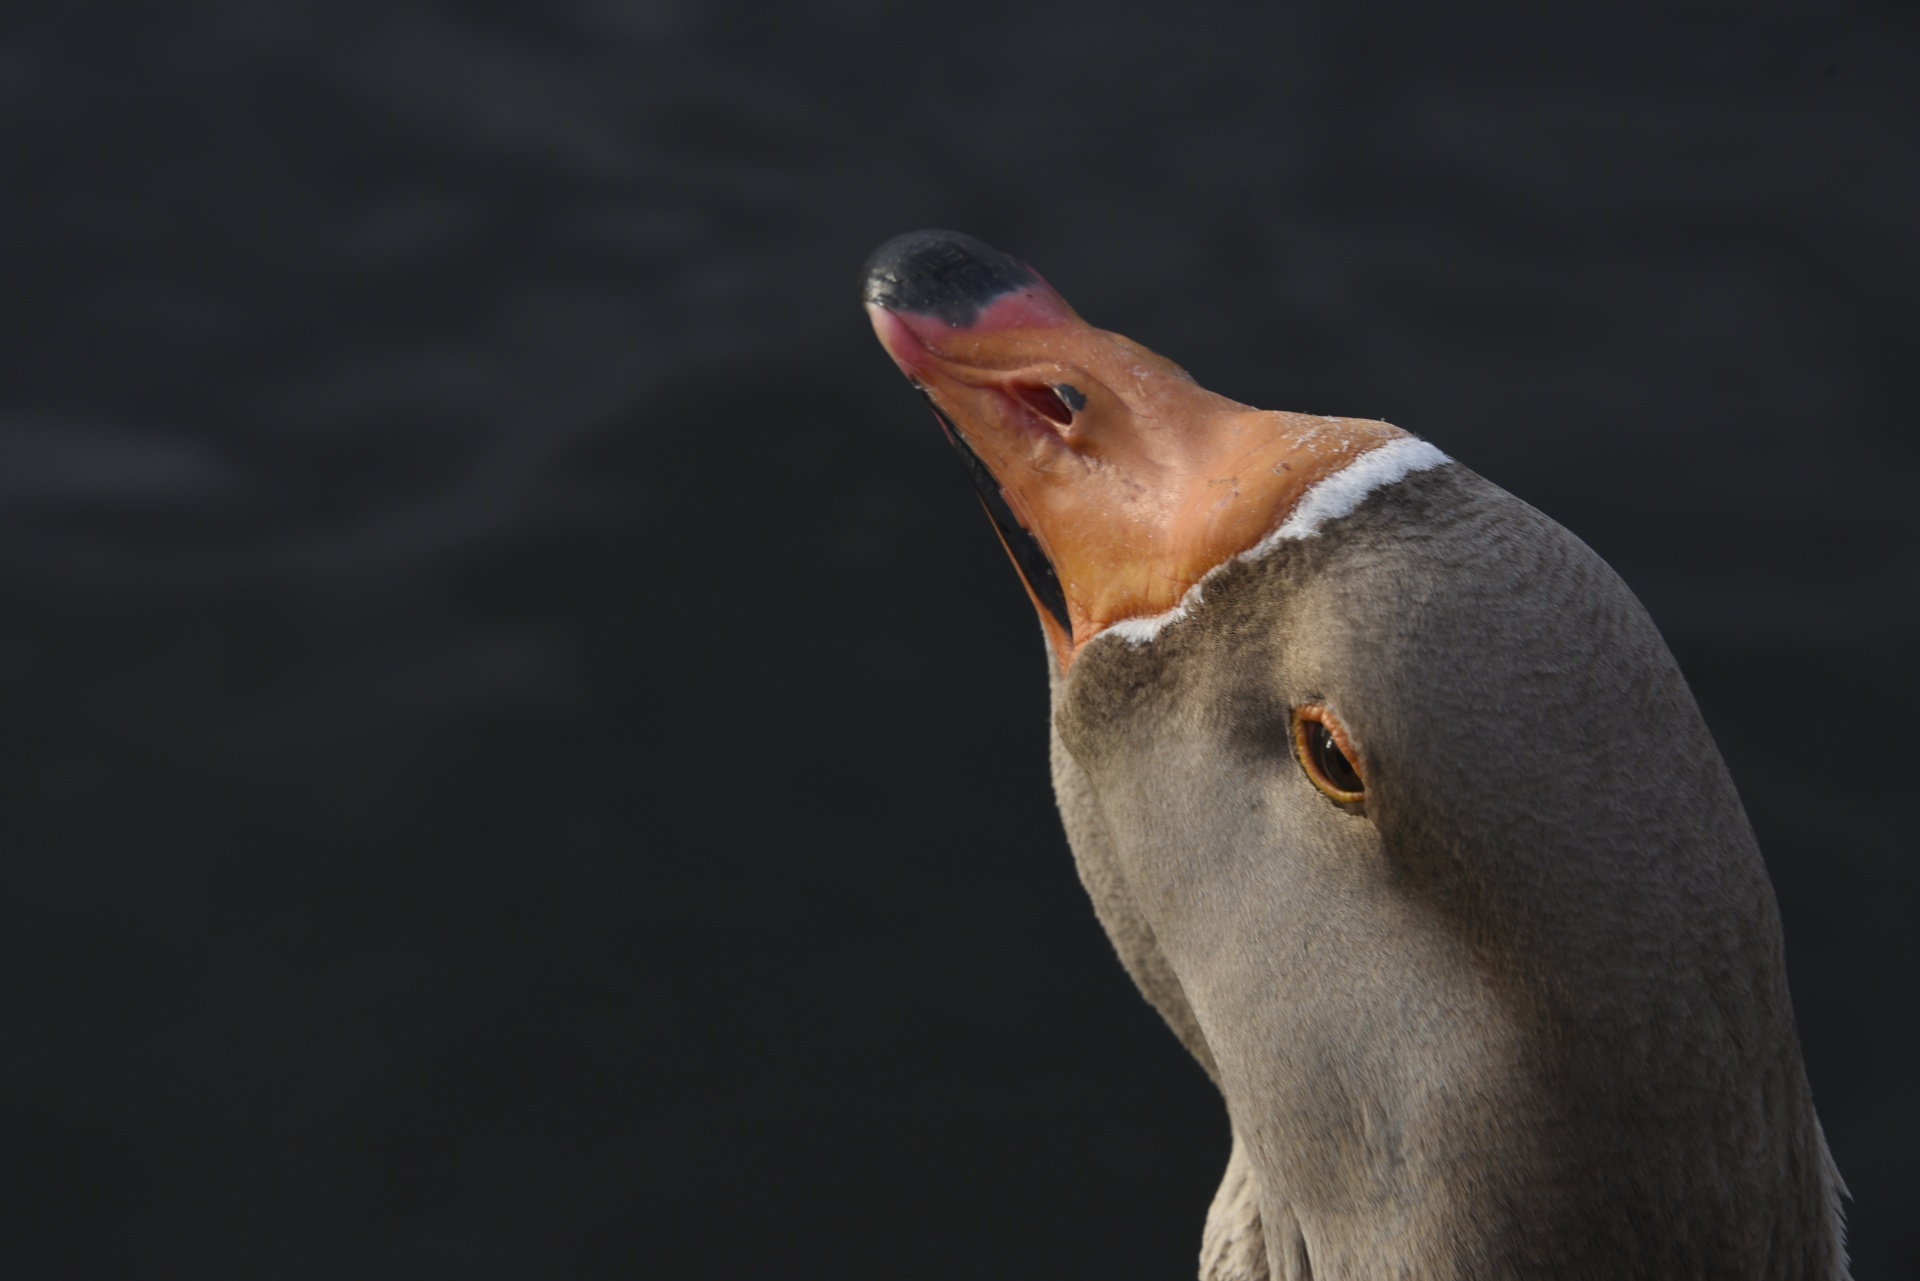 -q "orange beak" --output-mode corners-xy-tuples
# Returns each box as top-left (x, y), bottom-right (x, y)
(863, 230), (1408, 672)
